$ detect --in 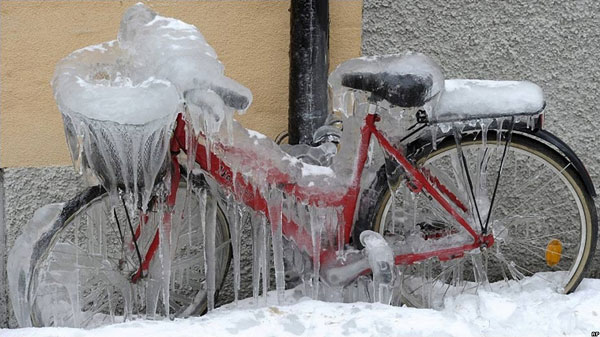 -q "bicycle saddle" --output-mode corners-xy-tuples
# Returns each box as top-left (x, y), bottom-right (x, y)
(341, 72), (433, 108)
(329, 52), (445, 112)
